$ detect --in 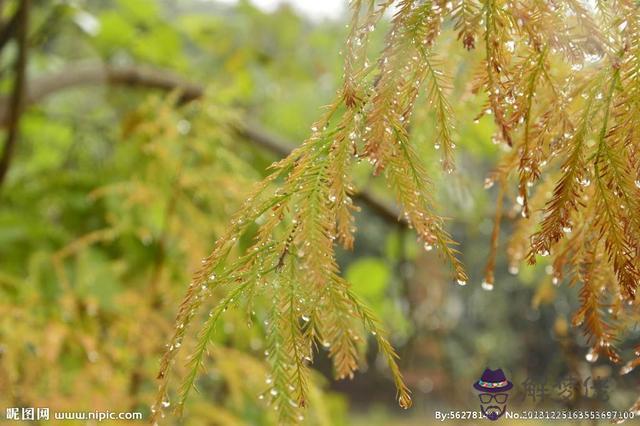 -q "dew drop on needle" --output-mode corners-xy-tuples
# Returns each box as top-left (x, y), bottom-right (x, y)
(585, 348), (599, 363)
